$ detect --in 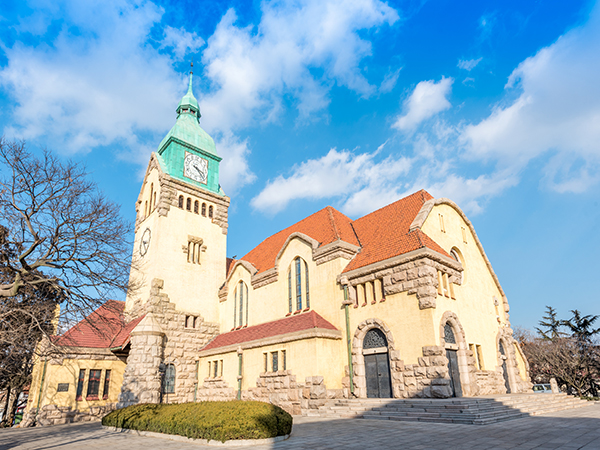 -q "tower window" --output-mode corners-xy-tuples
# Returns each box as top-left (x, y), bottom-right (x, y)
(153, 192), (157, 211)
(186, 198), (191, 211)
(178, 195), (184, 209)
(201, 203), (206, 216)
(208, 205), (213, 218)
(187, 238), (203, 264)
(194, 200), (199, 214)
